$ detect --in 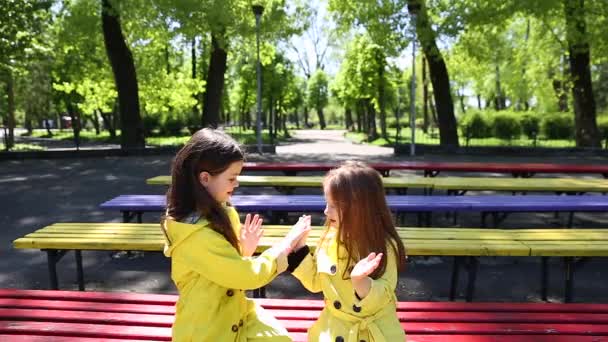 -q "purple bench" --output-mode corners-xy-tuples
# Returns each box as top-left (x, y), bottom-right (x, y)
(100, 194), (608, 227)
